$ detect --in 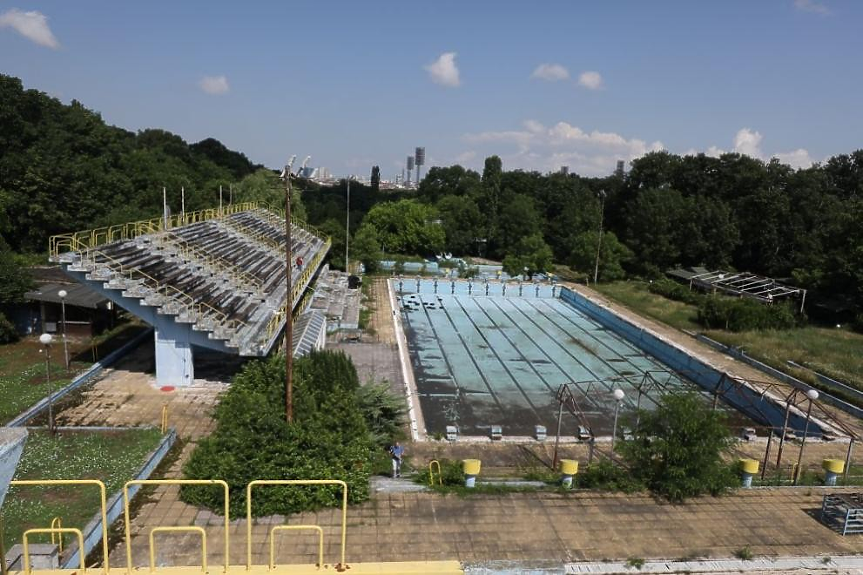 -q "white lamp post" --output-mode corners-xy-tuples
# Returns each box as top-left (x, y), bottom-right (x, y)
(611, 388), (625, 451)
(58, 289), (69, 370)
(794, 389), (819, 485)
(593, 189), (607, 285)
(39, 333), (56, 434)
